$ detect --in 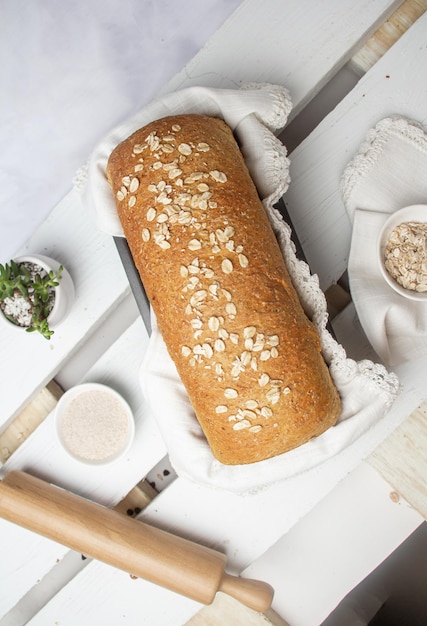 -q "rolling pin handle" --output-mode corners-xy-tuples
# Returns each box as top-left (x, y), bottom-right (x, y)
(218, 571), (274, 613)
